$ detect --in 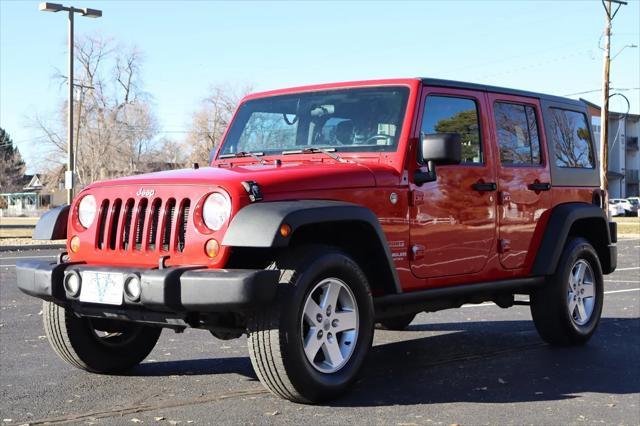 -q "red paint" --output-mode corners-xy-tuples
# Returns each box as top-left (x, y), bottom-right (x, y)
(67, 78), (601, 294)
